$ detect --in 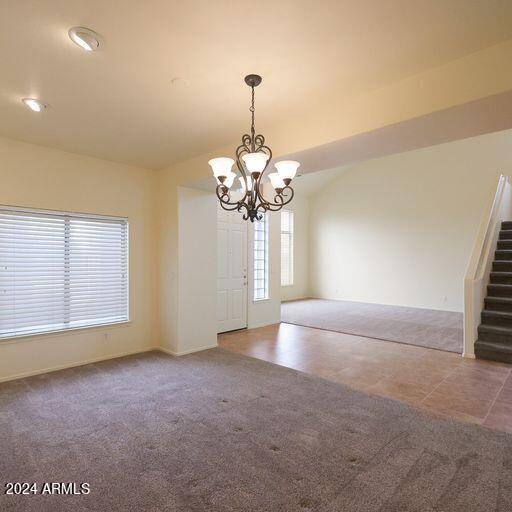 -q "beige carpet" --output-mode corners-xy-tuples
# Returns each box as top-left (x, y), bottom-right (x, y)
(1, 349), (511, 511)
(282, 298), (463, 353)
